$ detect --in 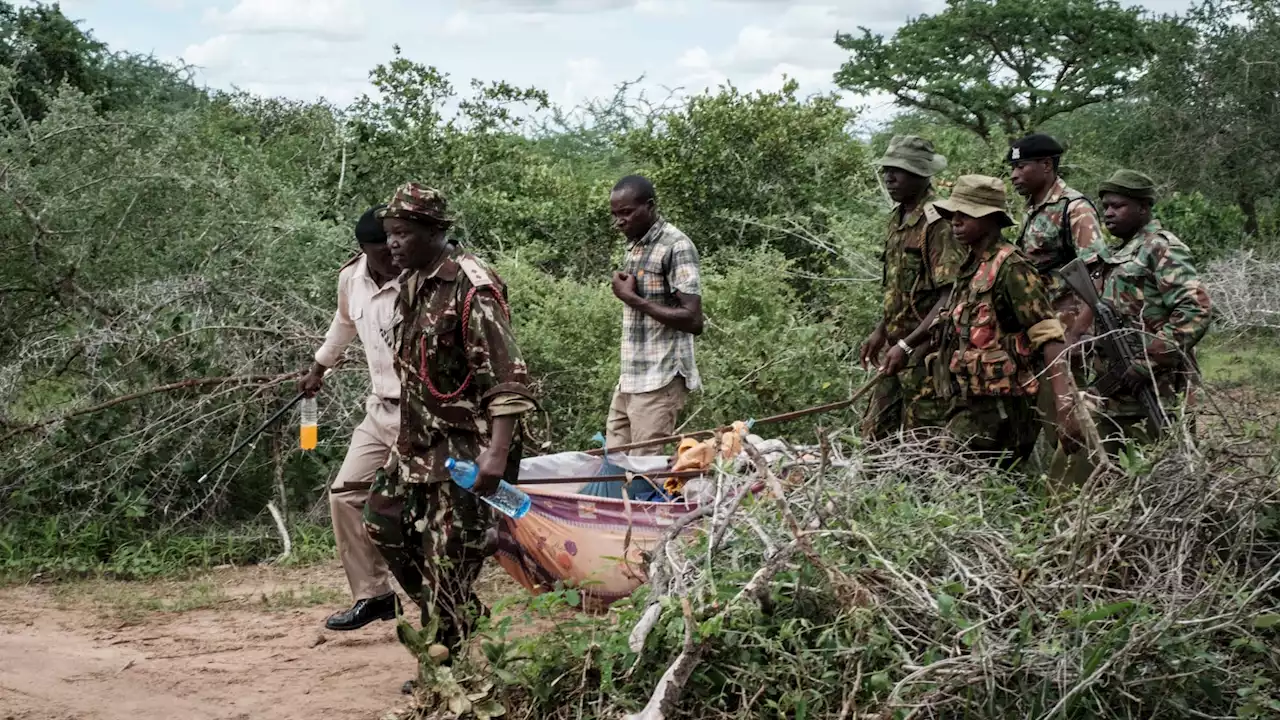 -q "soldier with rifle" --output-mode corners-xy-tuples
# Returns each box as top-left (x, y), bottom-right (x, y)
(1007, 133), (1110, 459)
(1052, 170), (1212, 483)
